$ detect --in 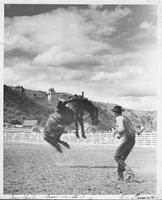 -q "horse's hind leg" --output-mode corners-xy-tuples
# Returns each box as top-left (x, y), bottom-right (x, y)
(44, 135), (63, 153)
(53, 142), (63, 153)
(58, 140), (70, 149)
